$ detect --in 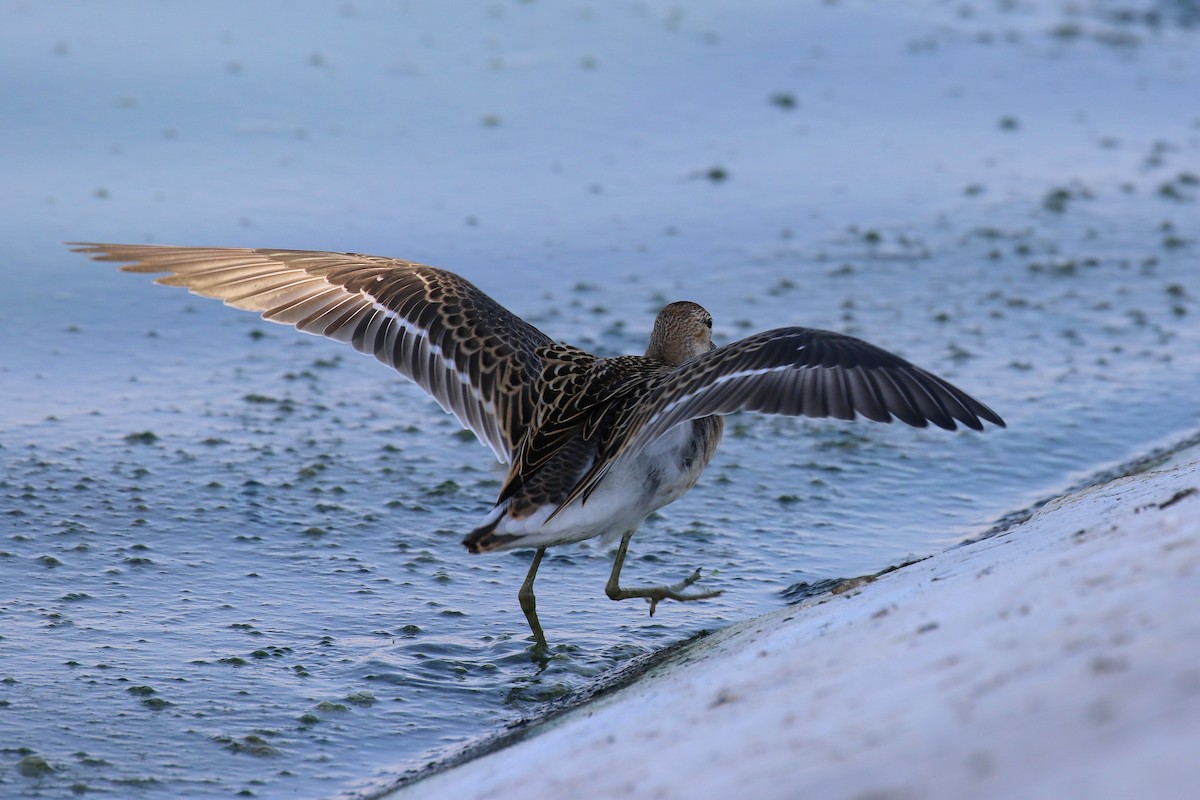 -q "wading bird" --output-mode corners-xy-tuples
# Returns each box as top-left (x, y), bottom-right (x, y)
(73, 243), (1005, 648)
